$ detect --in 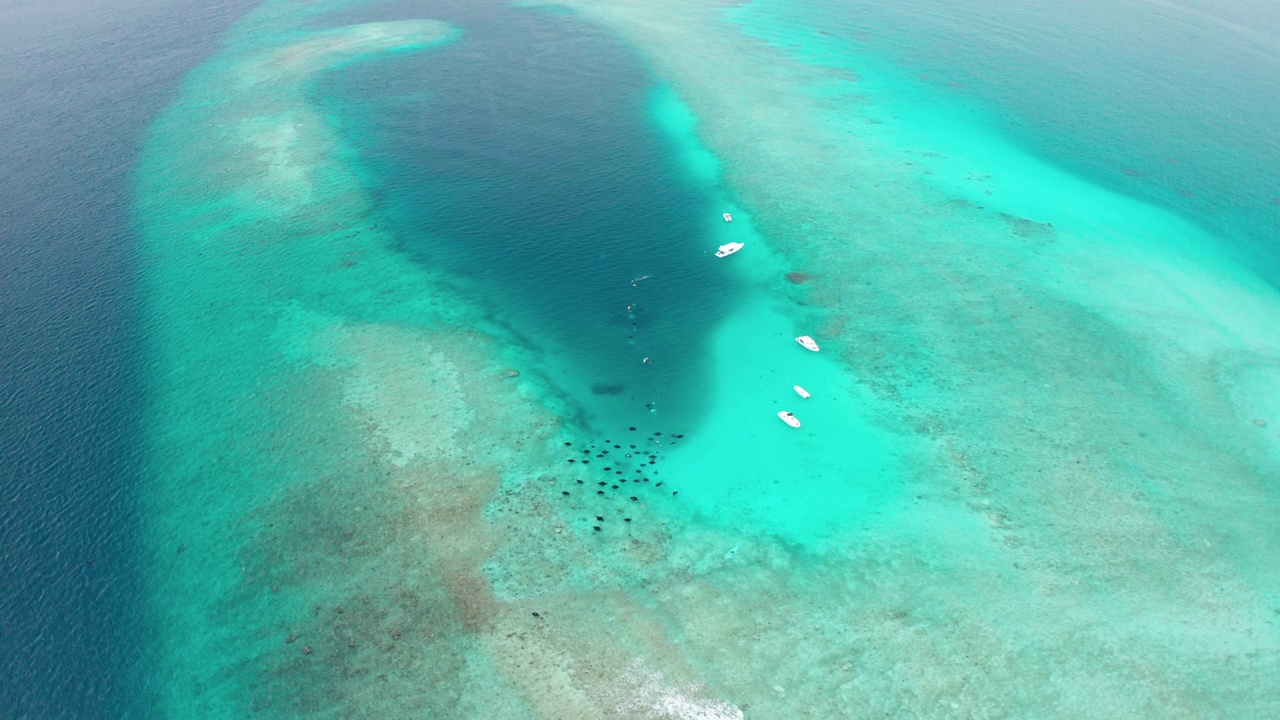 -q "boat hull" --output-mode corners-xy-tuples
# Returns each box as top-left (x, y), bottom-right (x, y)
(795, 335), (820, 352)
